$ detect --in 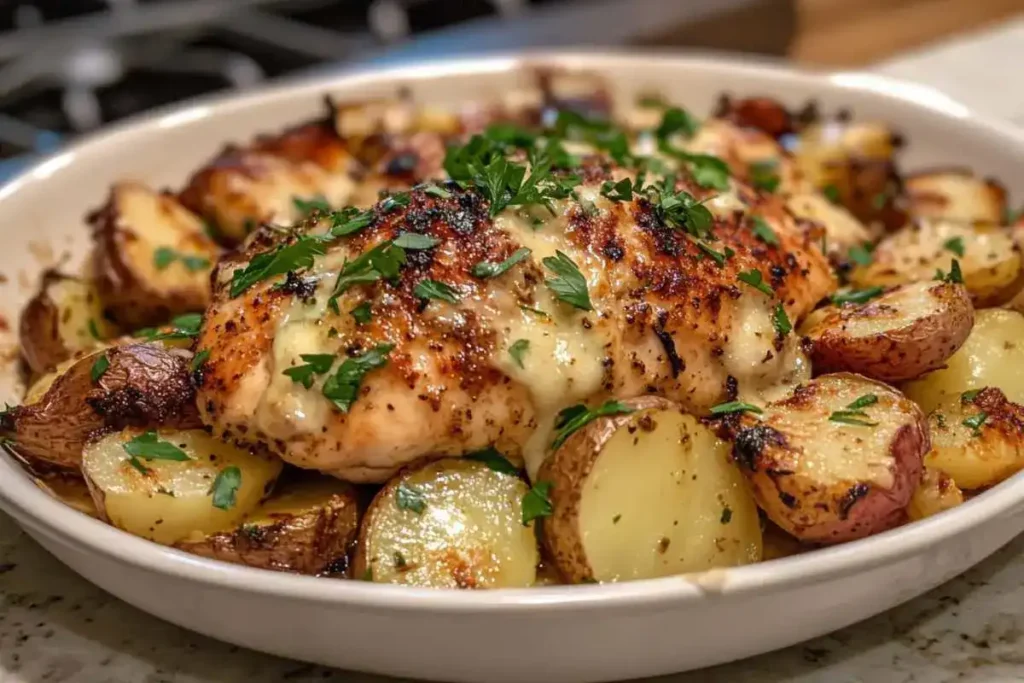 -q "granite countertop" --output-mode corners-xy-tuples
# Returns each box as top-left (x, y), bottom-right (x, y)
(4, 17), (1024, 683)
